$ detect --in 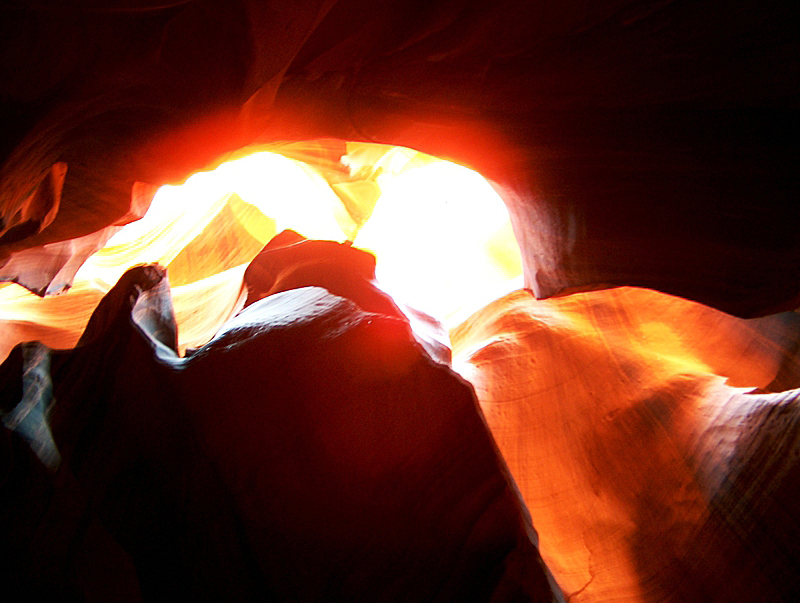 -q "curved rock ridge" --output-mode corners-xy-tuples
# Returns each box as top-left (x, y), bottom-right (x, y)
(452, 288), (800, 602)
(0, 262), (560, 602)
(242, 230), (452, 365)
